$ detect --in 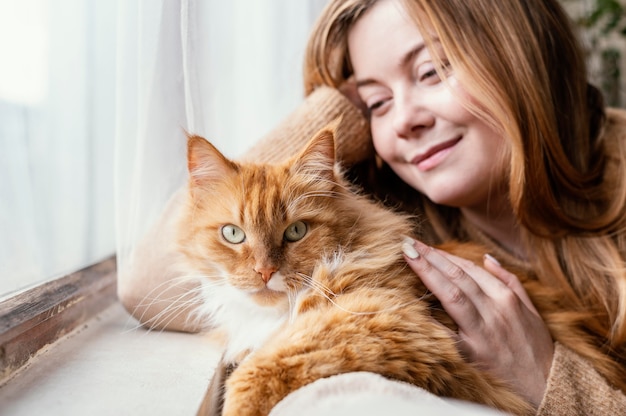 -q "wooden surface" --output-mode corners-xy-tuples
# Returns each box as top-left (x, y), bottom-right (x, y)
(0, 257), (117, 382)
